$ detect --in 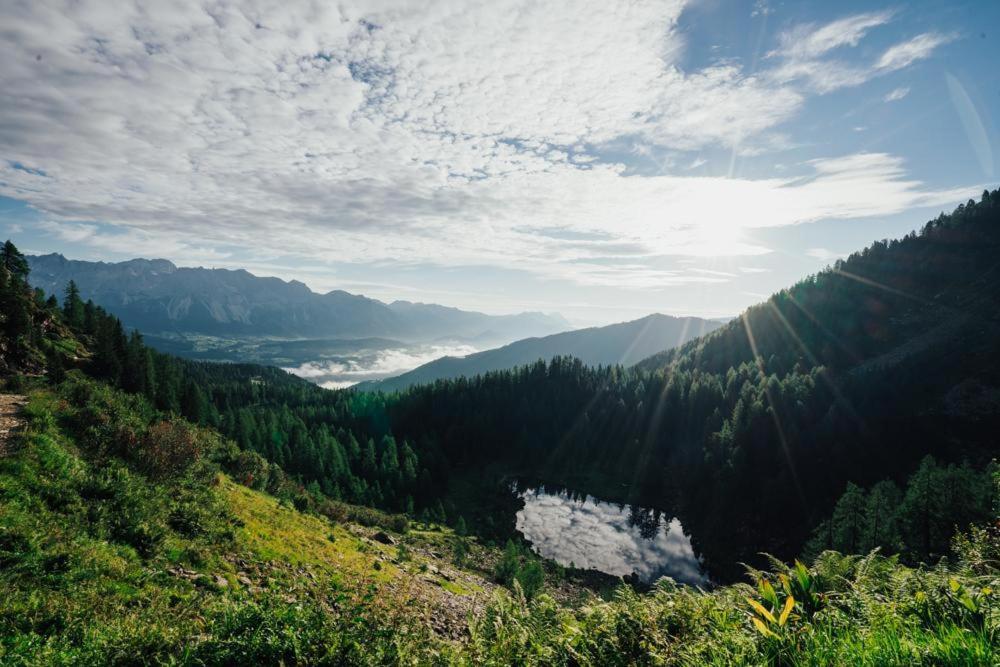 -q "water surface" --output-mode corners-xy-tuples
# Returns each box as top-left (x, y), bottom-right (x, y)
(515, 487), (706, 585)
